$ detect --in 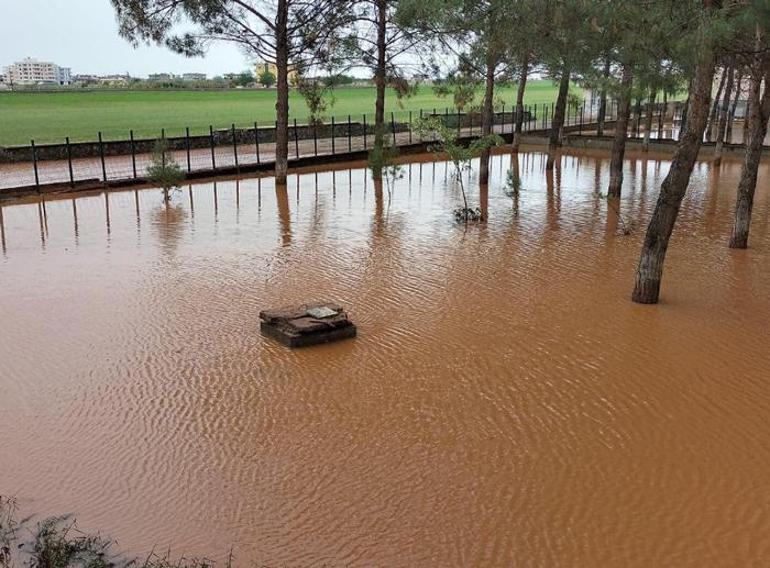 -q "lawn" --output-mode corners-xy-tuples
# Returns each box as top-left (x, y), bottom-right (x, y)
(0, 81), (581, 146)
